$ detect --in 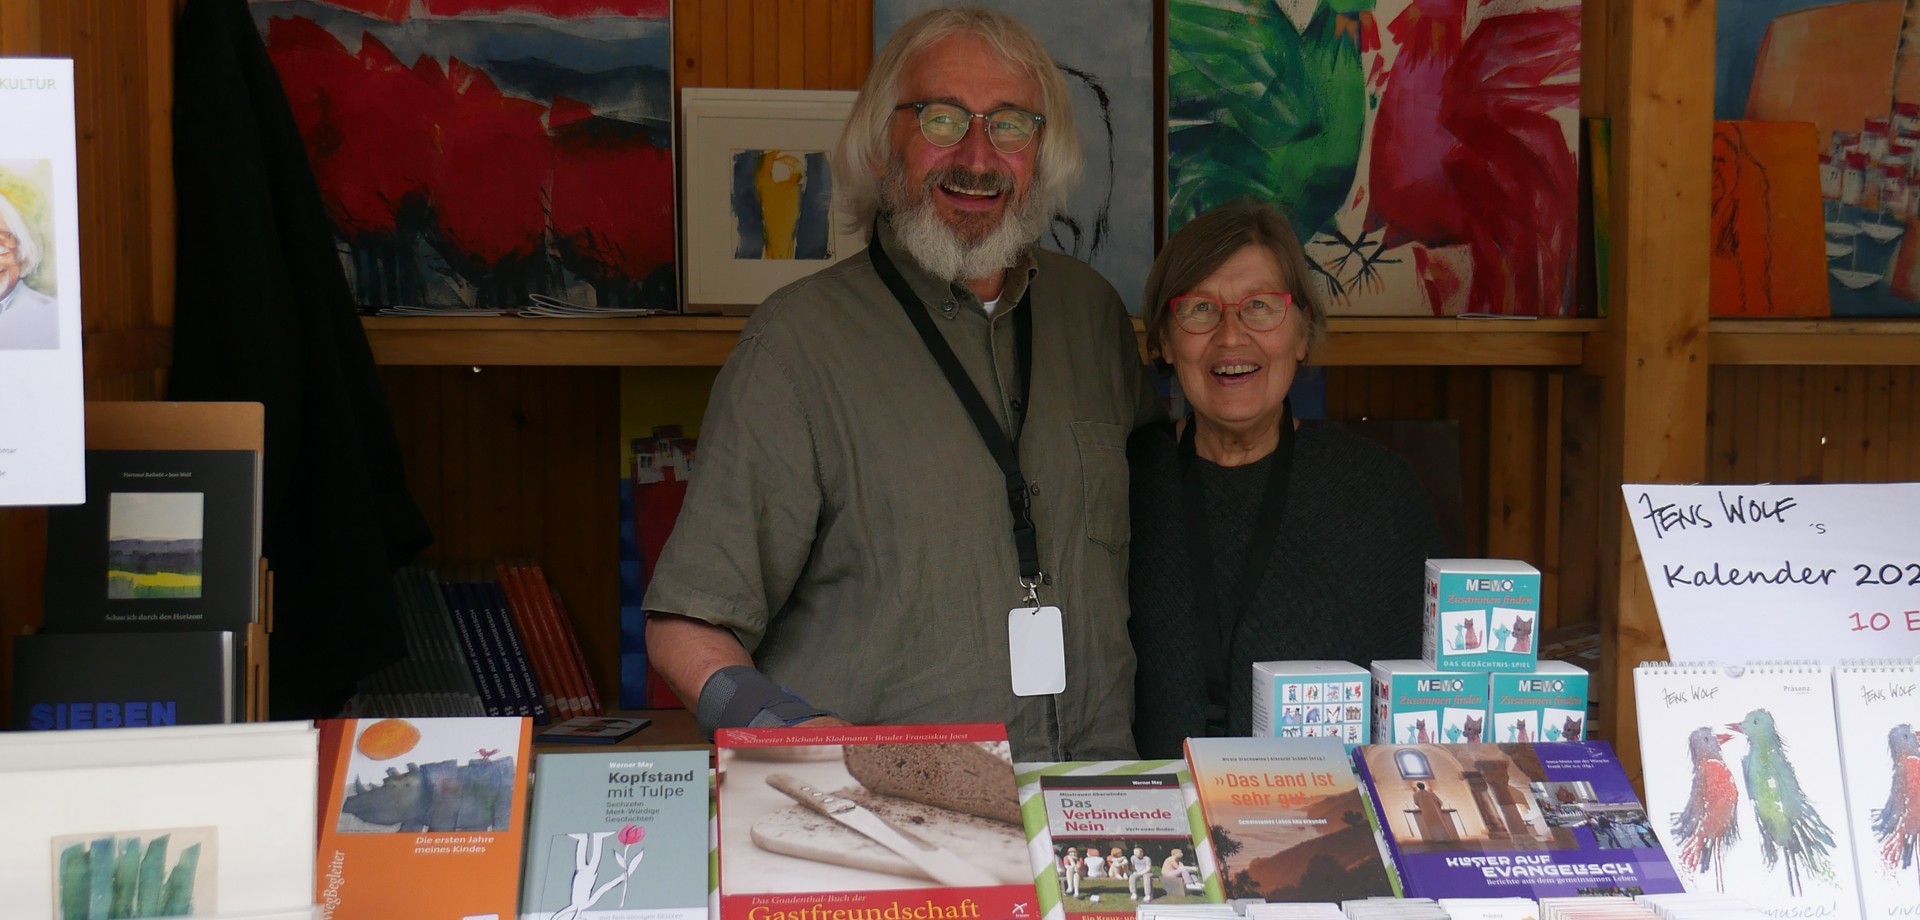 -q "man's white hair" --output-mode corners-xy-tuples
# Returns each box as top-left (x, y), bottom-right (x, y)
(0, 189), (41, 275)
(831, 6), (1082, 236)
